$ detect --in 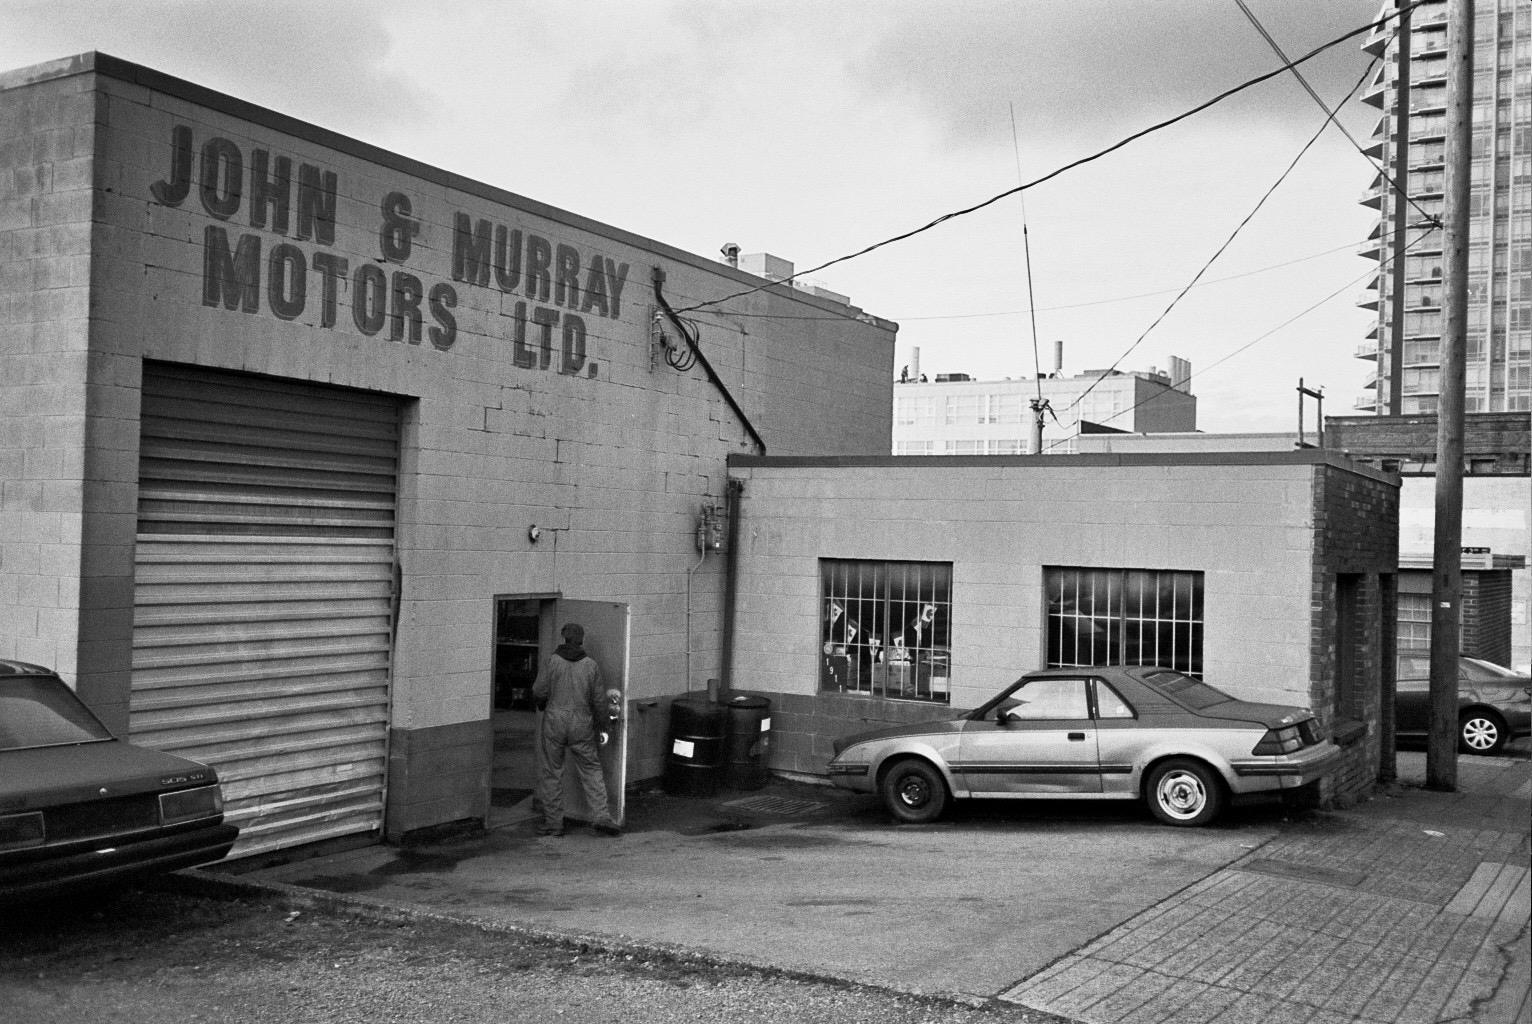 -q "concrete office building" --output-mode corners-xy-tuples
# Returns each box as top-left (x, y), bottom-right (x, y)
(0, 53), (896, 857)
(1355, 0), (1531, 414)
